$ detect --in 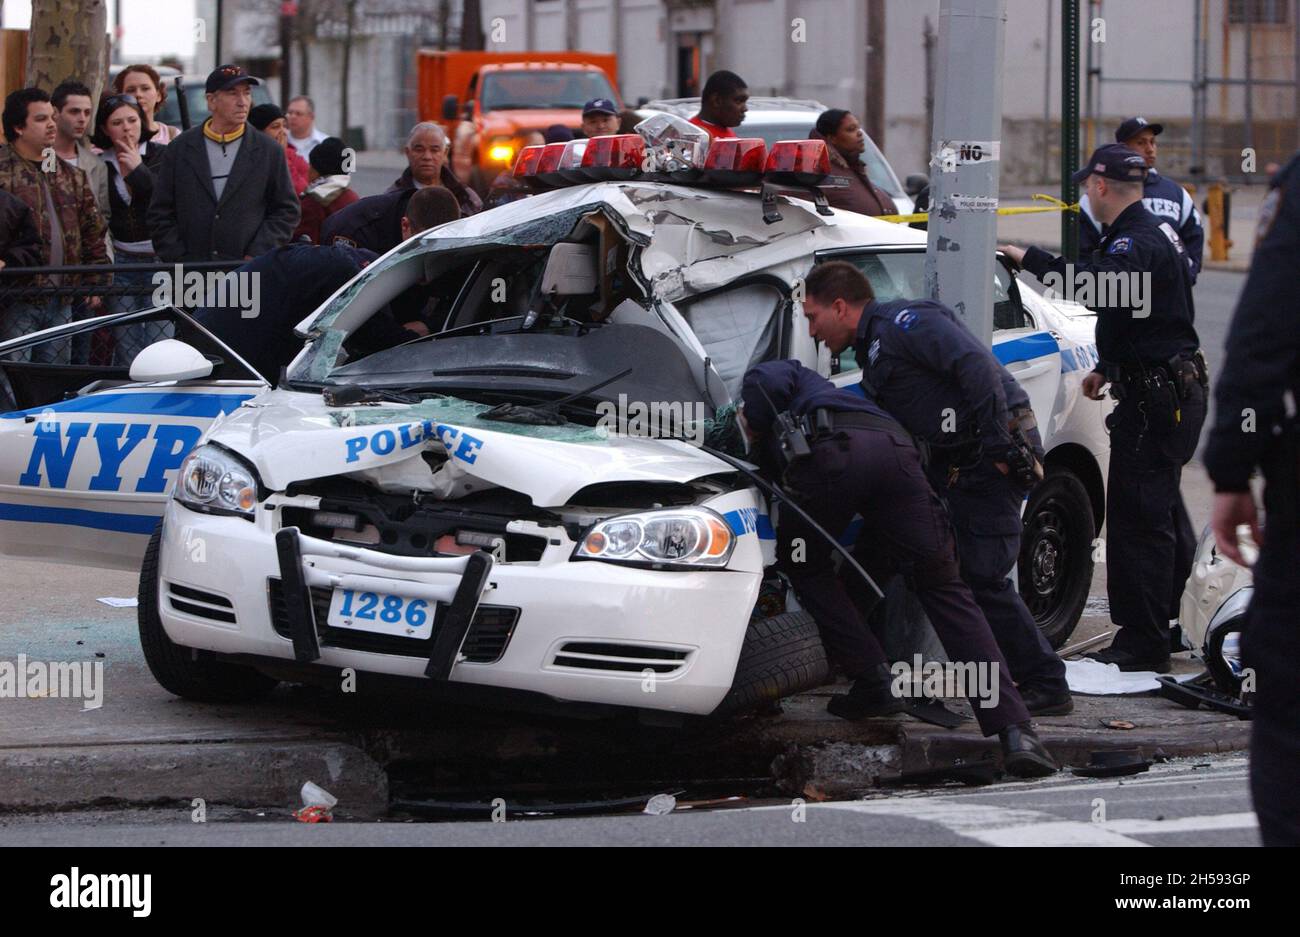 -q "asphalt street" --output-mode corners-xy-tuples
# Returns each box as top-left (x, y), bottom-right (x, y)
(0, 755), (1255, 845)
